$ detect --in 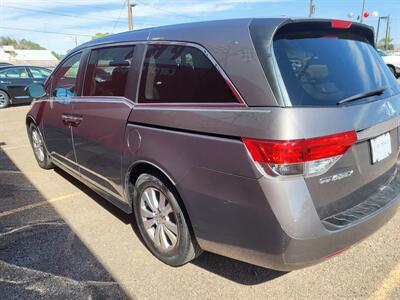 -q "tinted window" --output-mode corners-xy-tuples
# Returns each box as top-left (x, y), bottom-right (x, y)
(29, 67), (51, 79)
(272, 26), (399, 106)
(139, 45), (235, 103)
(52, 53), (81, 98)
(0, 67), (29, 79)
(84, 46), (135, 97)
